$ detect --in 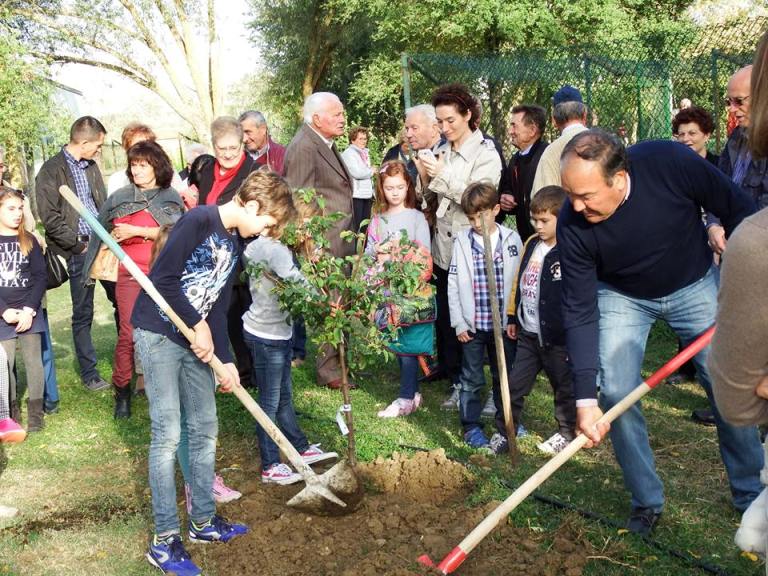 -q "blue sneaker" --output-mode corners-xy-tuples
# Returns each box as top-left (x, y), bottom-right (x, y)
(463, 427), (492, 451)
(189, 514), (249, 544)
(516, 424), (529, 438)
(146, 534), (201, 576)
